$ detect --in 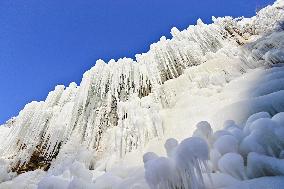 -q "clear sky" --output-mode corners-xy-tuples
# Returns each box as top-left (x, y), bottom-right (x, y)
(0, 0), (276, 124)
